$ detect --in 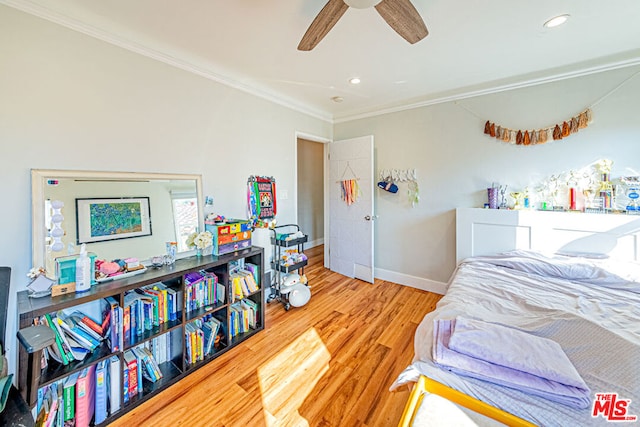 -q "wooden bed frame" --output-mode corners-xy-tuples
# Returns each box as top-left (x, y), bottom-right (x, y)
(397, 208), (640, 426)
